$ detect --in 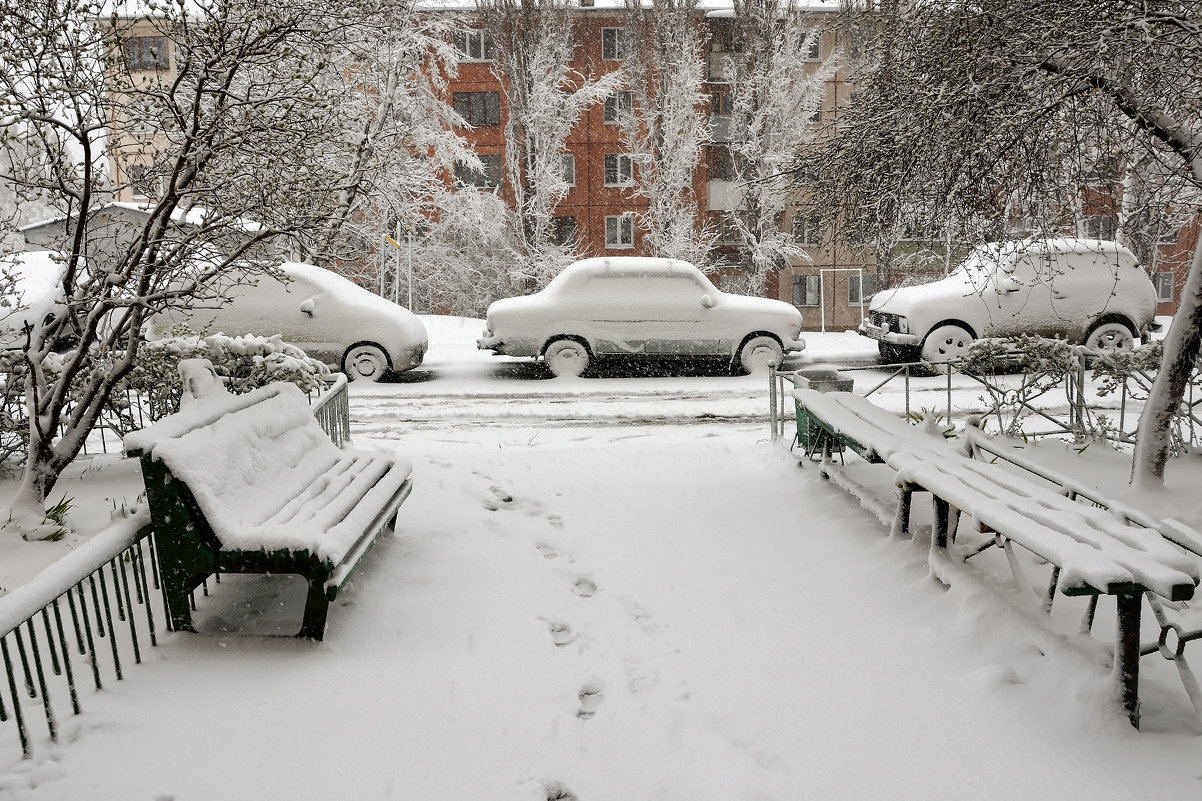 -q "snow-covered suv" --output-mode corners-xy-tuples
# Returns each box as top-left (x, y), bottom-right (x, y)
(859, 238), (1159, 363)
(477, 257), (806, 376)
